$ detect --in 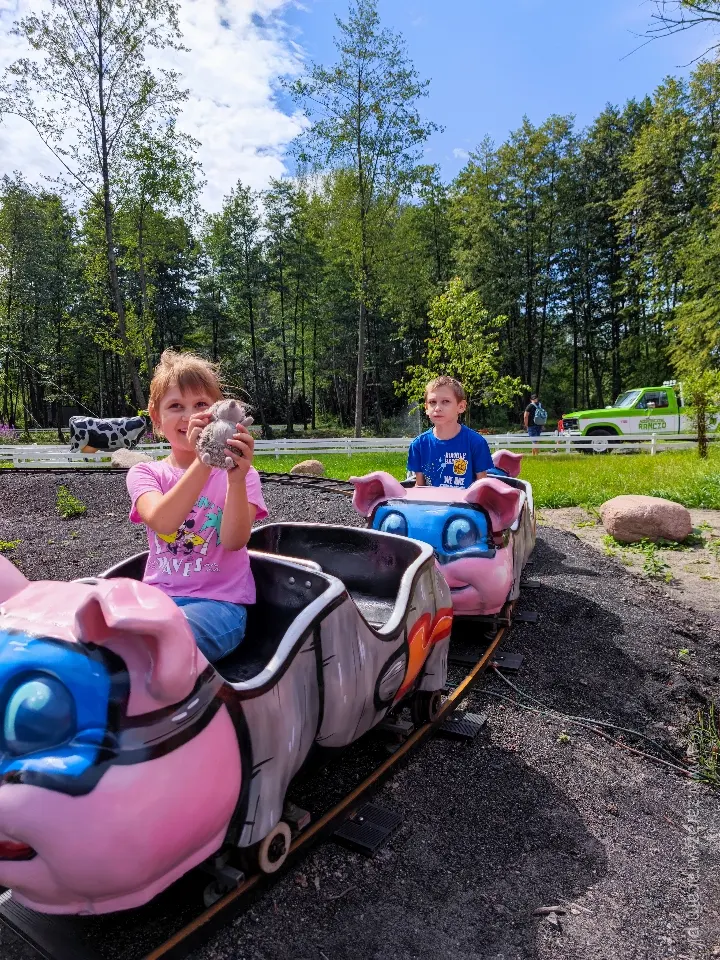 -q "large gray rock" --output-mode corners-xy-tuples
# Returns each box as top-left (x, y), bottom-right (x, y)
(290, 459), (325, 477)
(600, 494), (692, 544)
(111, 448), (154, 469)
